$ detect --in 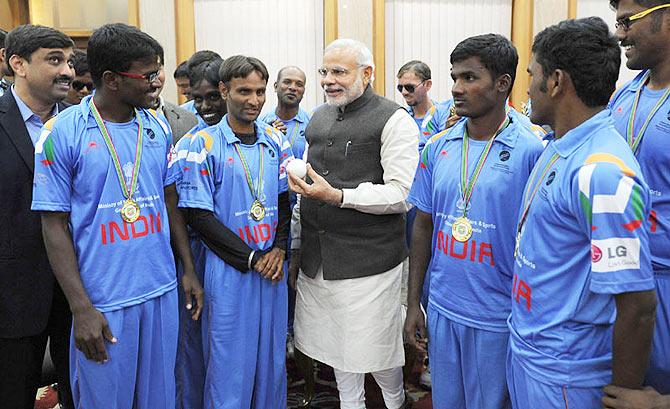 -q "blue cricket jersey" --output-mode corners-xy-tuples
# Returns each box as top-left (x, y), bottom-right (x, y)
(408, 114), (543, 332)
(407, 100), (453, 152)
(508, 109), (655, 387)
(178, 116), (292, 265)
(259, 108), (310, 161)
(610, 70), (670, 274)
(31, 95), (178, 311)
